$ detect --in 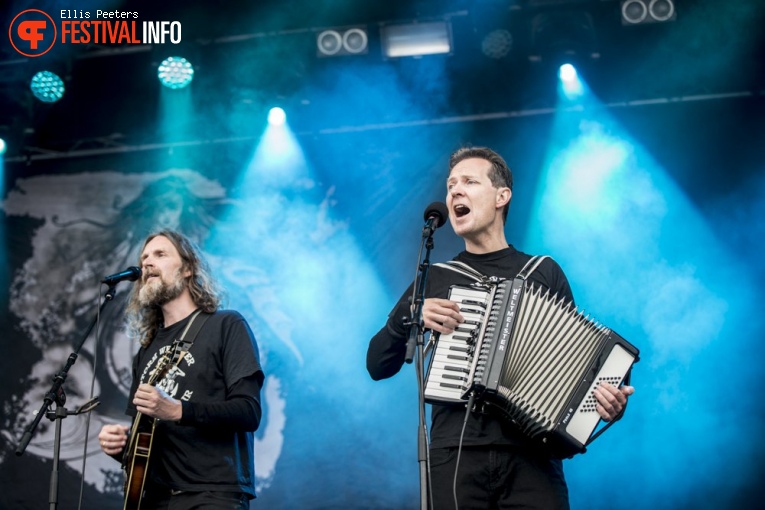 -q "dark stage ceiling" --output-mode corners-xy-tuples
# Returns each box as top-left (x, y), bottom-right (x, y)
(1, 0), (764, 163)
